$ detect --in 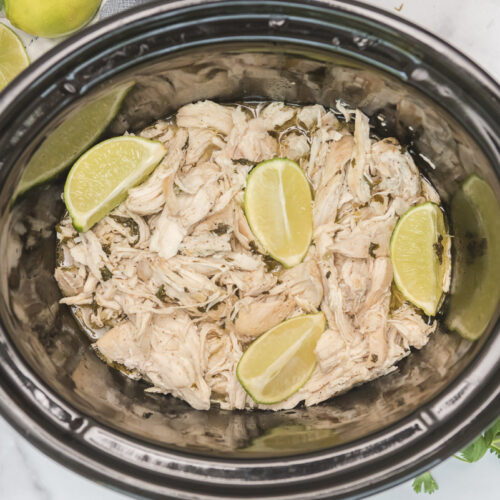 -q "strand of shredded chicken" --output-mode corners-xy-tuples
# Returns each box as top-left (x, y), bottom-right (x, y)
(55, 100), (440, 410)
